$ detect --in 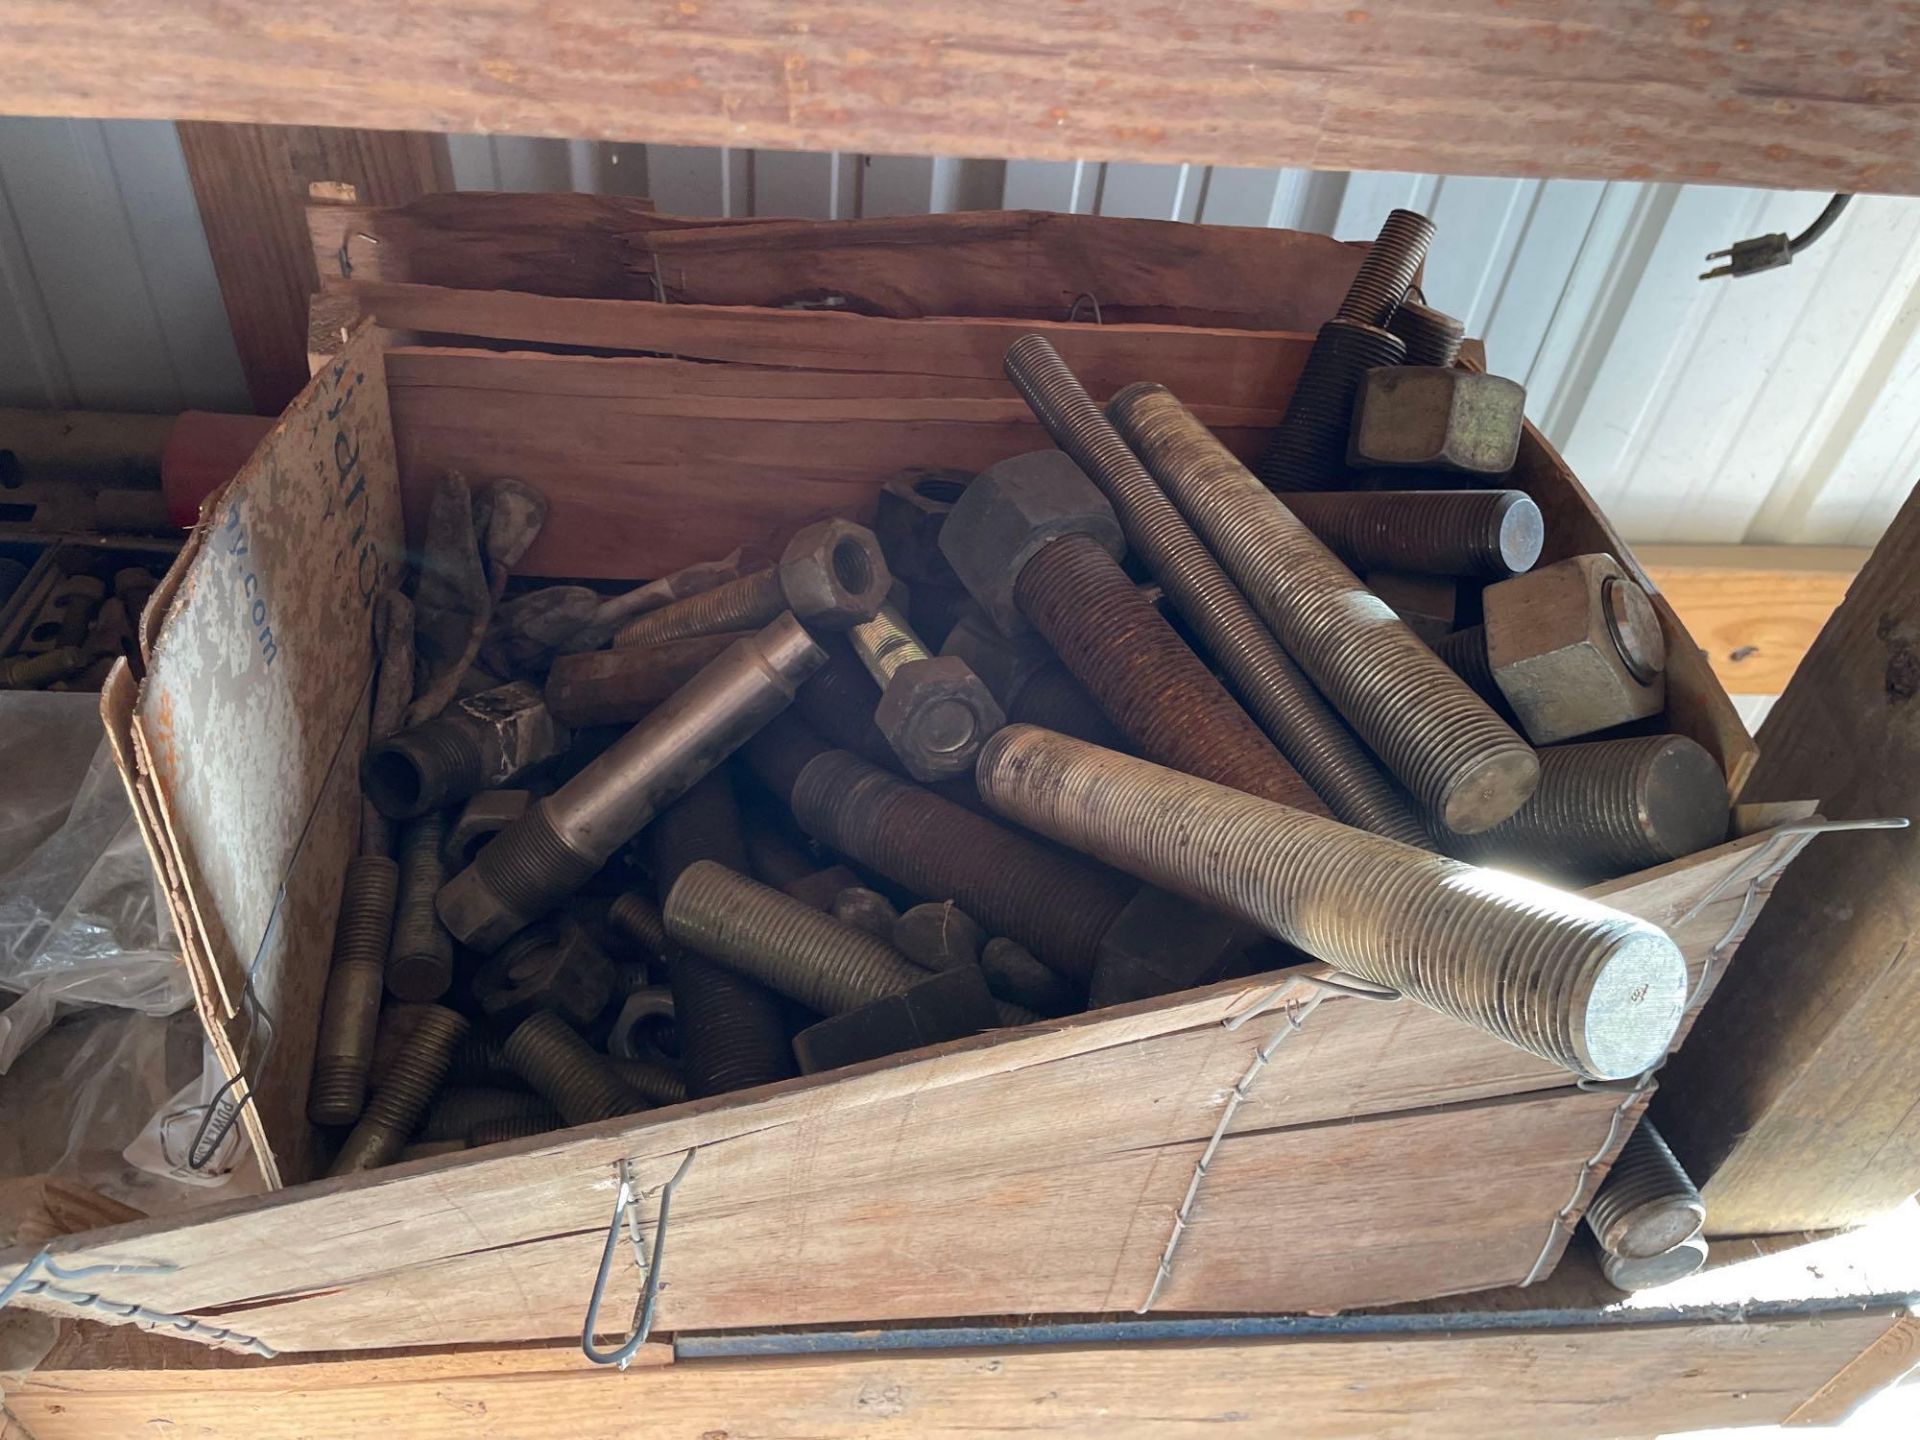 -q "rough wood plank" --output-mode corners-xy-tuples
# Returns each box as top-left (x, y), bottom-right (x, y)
(9, 4), (1920, 193)
(1639, 545), (1865, 698)
(1655, 479), (1920, 1236)
(6, 1314), (1906, 1440)
(342, 280), (1313, 408)
(178, 124), (449, 414)
(312, 197), (1366, 331)
(1788, 1314), (1920, 1425)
